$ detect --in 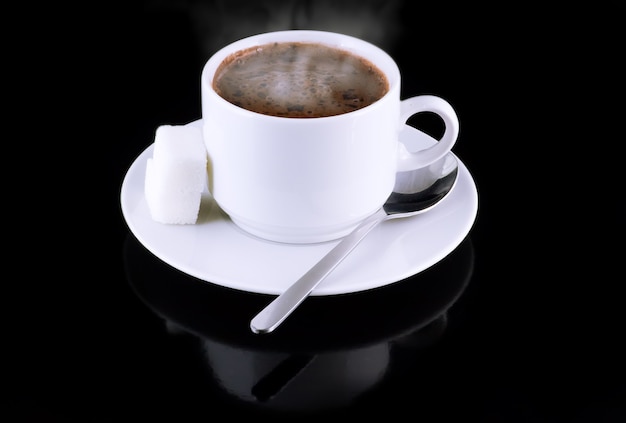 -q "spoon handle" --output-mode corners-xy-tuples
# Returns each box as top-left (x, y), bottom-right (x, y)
(250, 208), (388, 334)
